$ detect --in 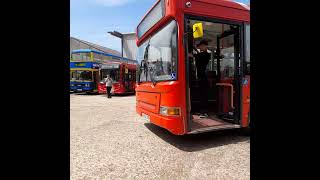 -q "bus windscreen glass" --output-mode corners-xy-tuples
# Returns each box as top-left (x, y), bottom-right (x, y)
(70, 70), (92, 81)
(101, 68), (120, 82)
(71, 52), (91, 61)
(137, 20), (178, 82)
